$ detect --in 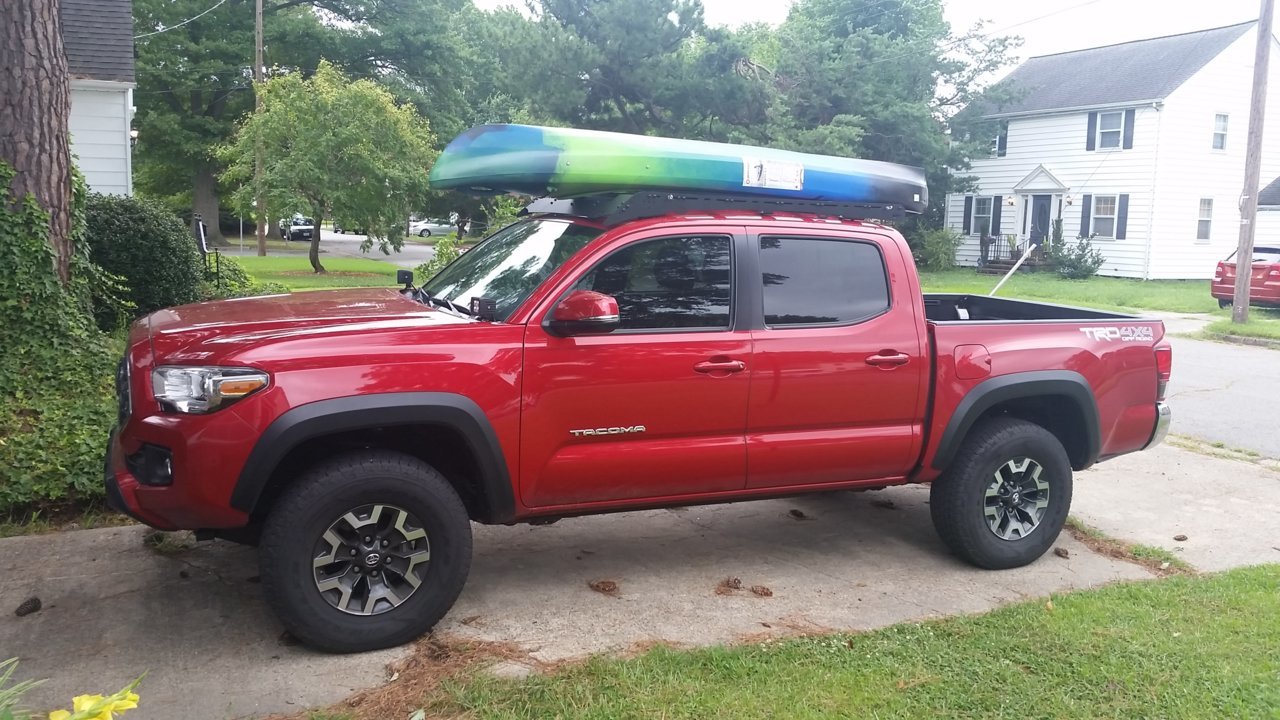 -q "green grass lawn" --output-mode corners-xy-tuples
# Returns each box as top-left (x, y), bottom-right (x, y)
(919, 270), (1217, 314)
(427, 565), (1280, 720)
(1203, 308), (1280, 341)
(234, 255), (399, 290)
